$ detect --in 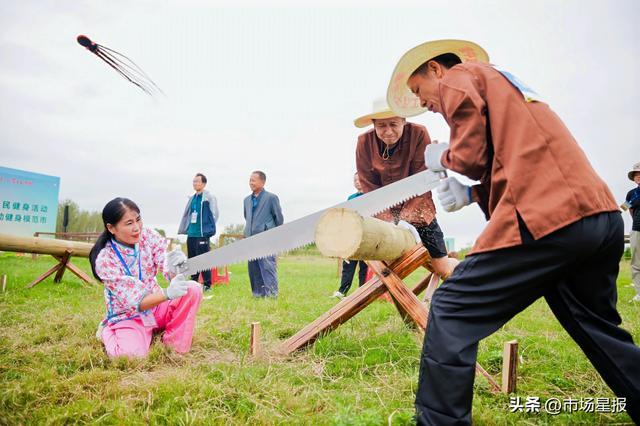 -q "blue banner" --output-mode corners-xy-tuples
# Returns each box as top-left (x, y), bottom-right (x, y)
(0, 166), (60, 237)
